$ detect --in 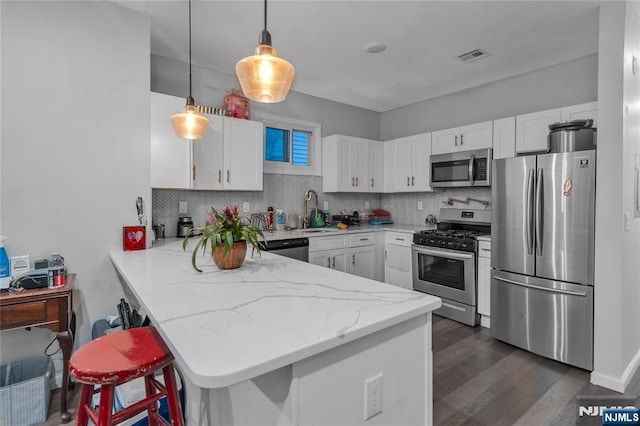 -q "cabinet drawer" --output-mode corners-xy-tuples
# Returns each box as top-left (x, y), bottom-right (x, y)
(0, 300), (59, 331)
(349, 233), (375, 247)
(309, 235), (349, 251)
(478, 240), (491, 258)
(385, 232), (413, 246)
